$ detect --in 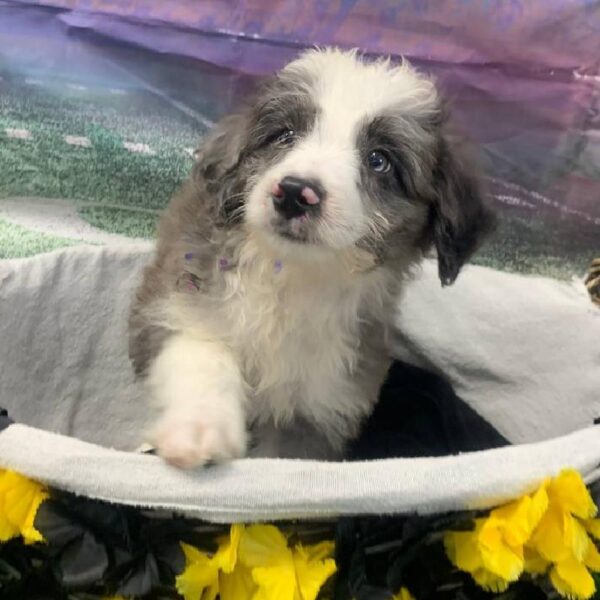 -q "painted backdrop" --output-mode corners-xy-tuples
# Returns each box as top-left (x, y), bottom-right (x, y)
(0, 0), (598, 277)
